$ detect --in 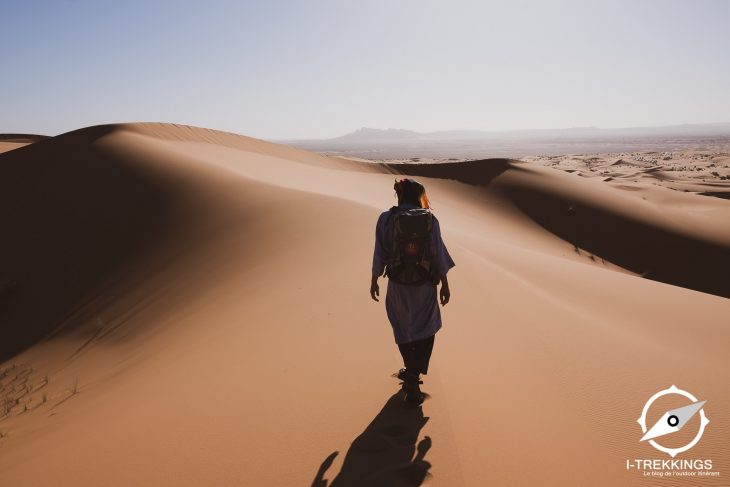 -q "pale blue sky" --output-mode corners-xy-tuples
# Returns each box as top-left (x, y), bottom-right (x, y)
(2, 0), (728, 139)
